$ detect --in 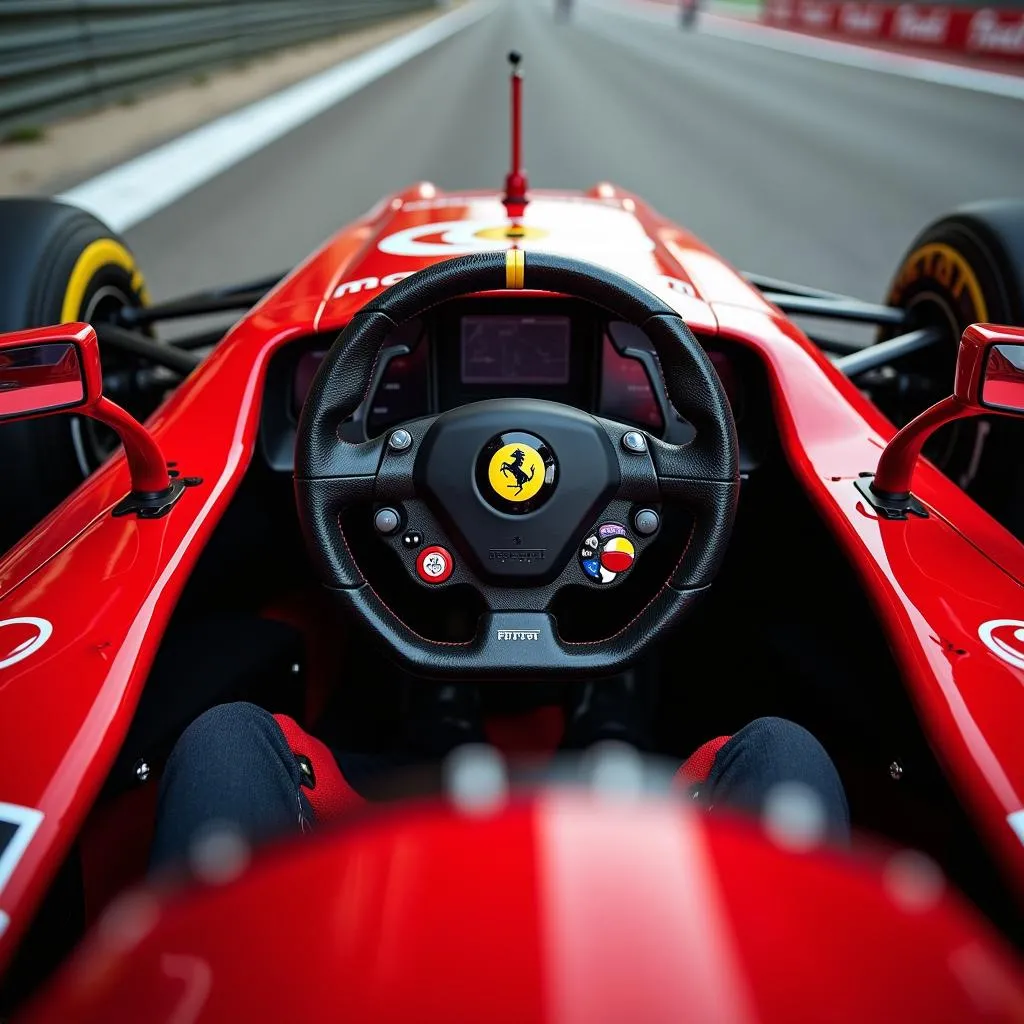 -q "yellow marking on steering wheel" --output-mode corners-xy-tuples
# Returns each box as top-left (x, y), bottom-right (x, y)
(505, 249), (525, 289)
